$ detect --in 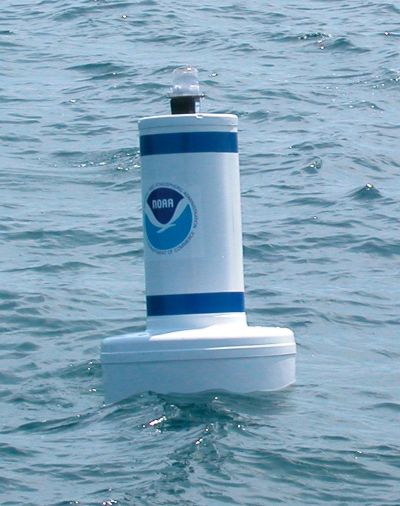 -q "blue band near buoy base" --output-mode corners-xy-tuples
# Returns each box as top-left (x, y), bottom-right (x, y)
(146, 291), (245, 316)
